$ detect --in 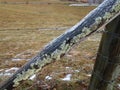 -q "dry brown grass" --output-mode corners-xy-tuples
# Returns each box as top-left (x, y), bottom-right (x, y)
(0, 2), (99, 89)
(0, 3), (95, 28)
(0, 0), (61, 2)
(0, 29), (65, 68)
